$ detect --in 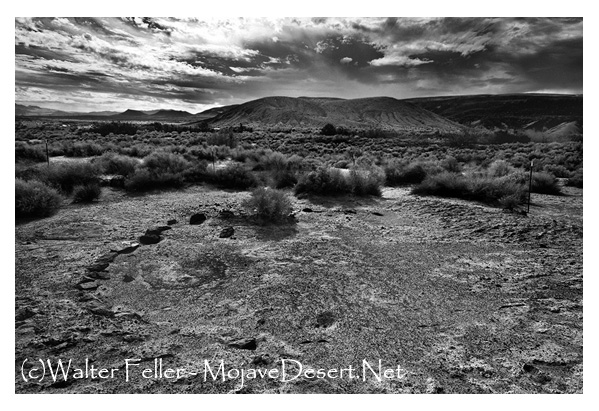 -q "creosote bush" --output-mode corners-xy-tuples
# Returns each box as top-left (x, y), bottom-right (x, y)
(41, 162), (100, 194)
(16, 178), (62, 218)
(242, 187), (292, 222)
